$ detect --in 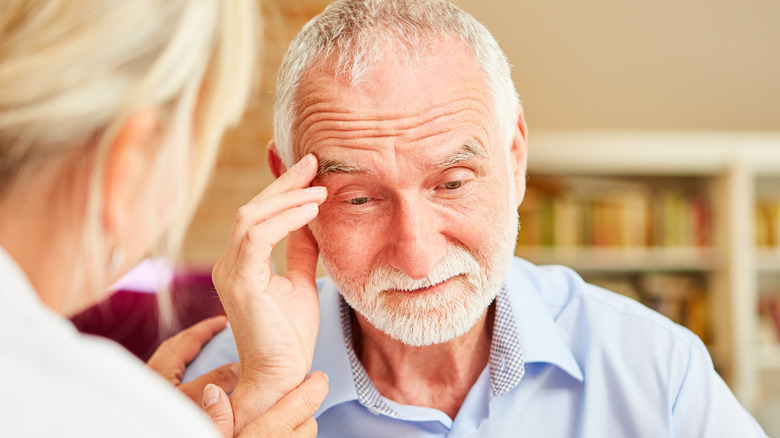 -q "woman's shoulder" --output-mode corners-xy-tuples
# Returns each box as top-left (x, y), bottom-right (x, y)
(0, 304), (218, 437)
